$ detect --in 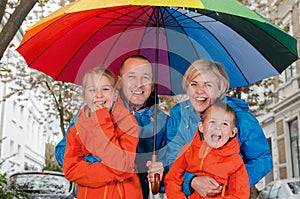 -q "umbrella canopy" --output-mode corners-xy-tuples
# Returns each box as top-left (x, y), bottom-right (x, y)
(17, 0), (298, 95)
